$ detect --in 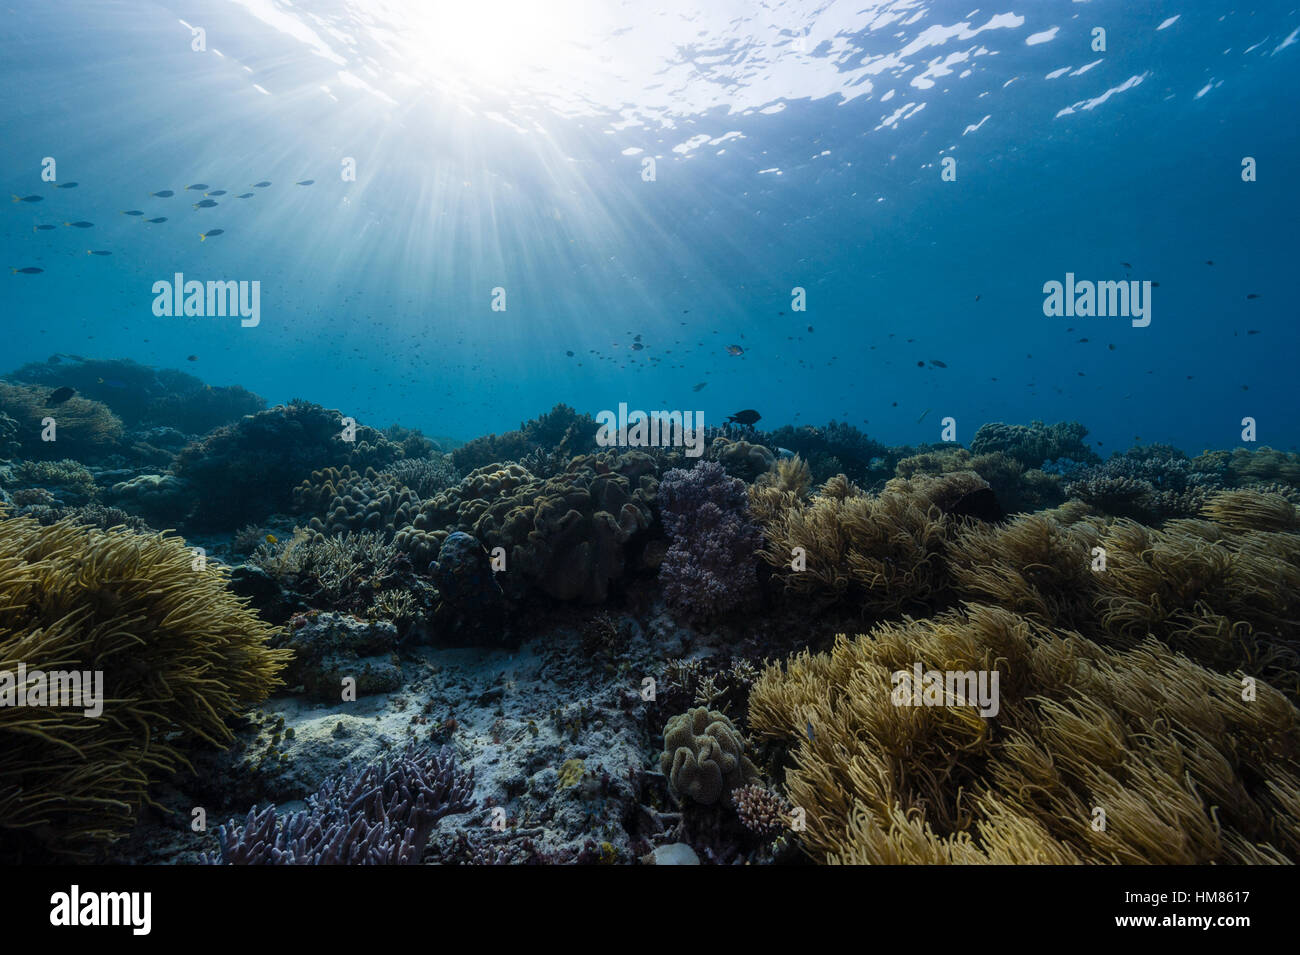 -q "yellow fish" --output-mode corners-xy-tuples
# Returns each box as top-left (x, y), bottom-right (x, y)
(265, 534), (278, 545)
